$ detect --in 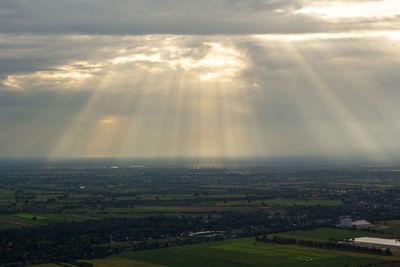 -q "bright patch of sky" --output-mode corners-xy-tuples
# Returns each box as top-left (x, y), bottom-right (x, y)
(296, 0), (400, 19)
